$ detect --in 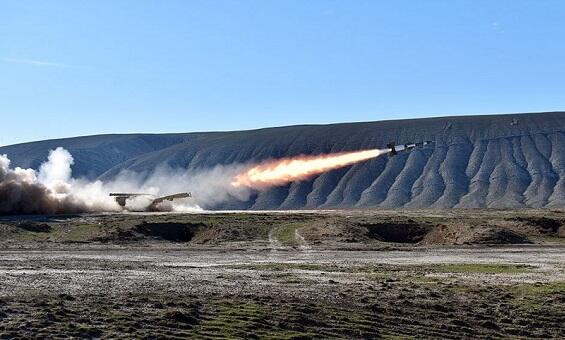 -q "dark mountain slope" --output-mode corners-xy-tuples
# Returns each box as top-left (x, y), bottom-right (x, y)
(0, 134), (189, 179)
(1, 112), (564, 208)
